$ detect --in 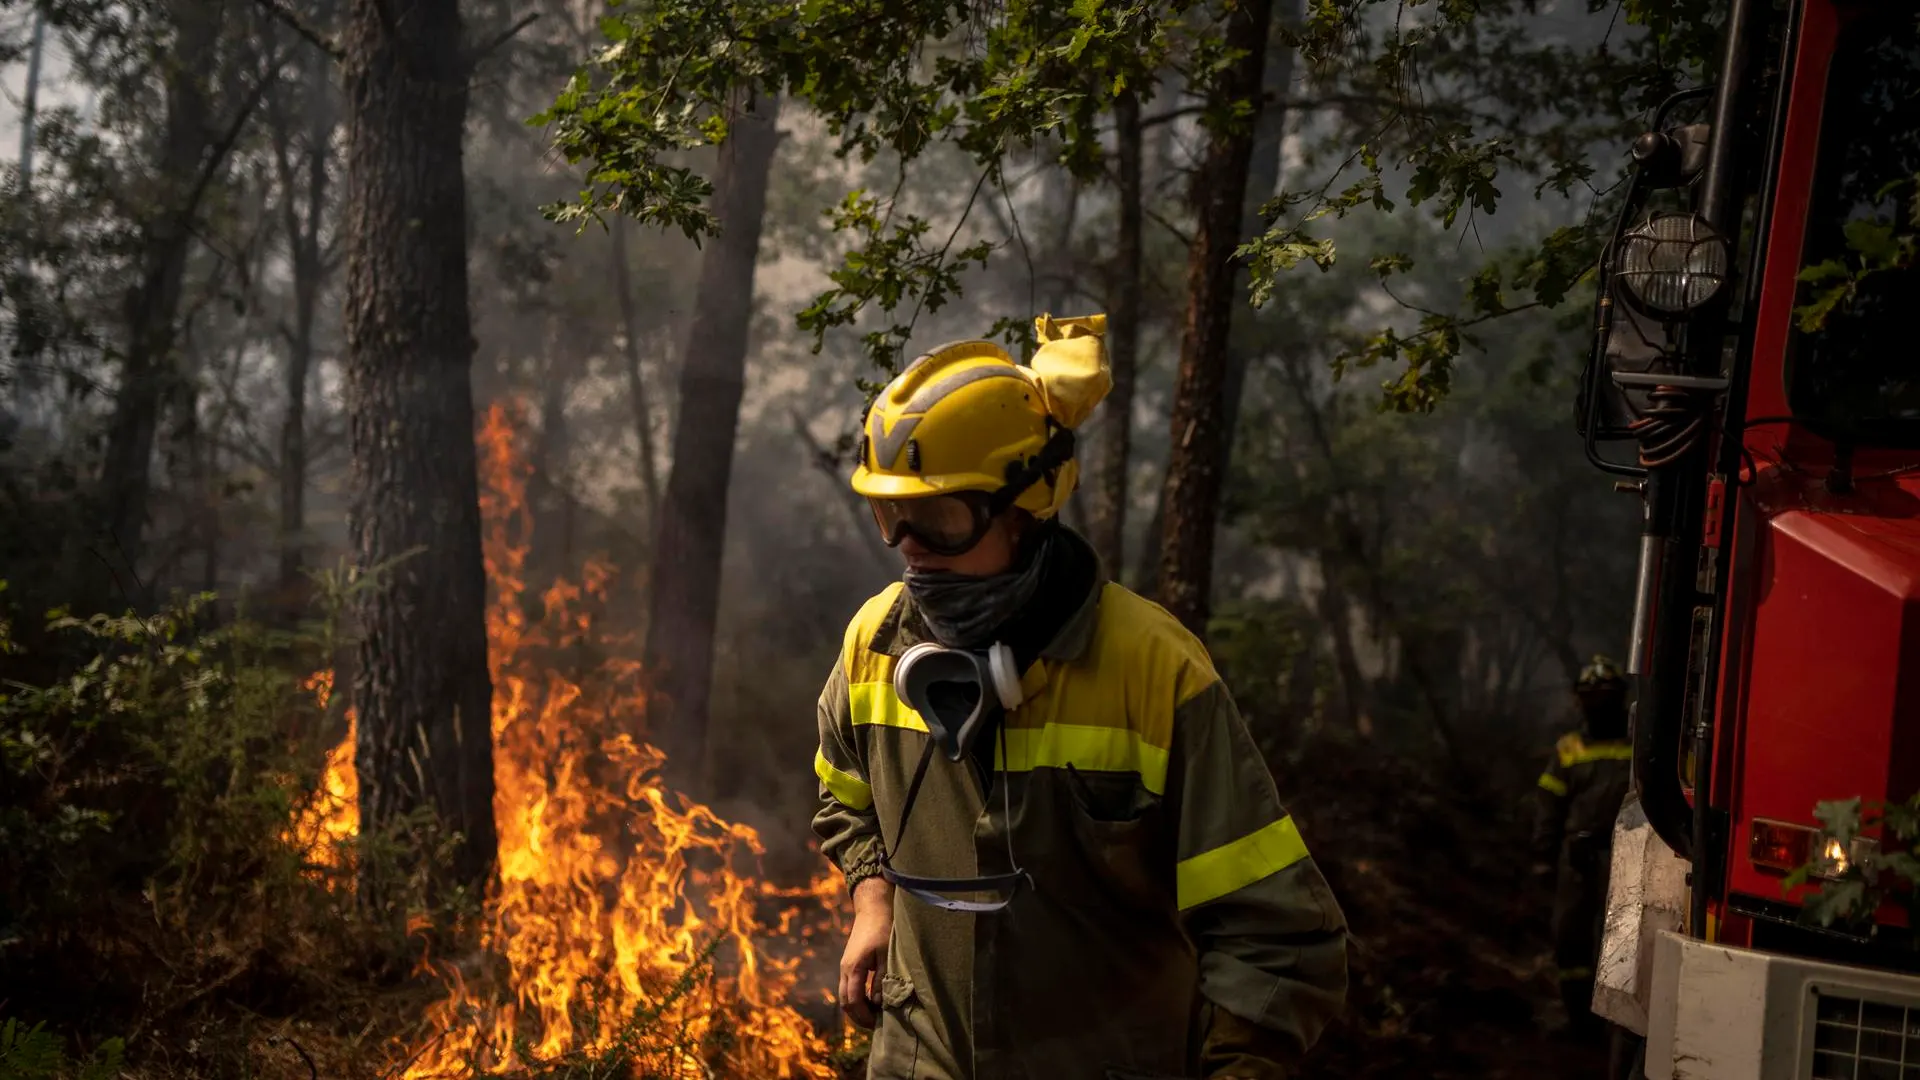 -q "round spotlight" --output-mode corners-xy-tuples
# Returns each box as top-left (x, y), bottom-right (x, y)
(1614, 213), (1731, 319)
